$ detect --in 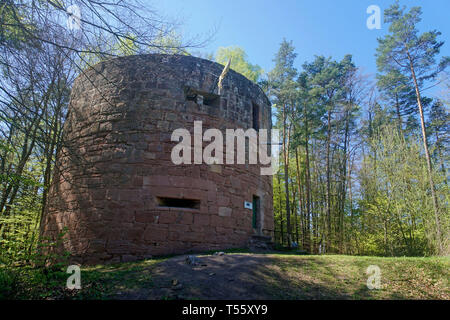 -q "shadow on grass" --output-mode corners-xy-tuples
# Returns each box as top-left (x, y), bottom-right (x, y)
(3, 251), (447, 300)
(111, 254), (372, 300)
